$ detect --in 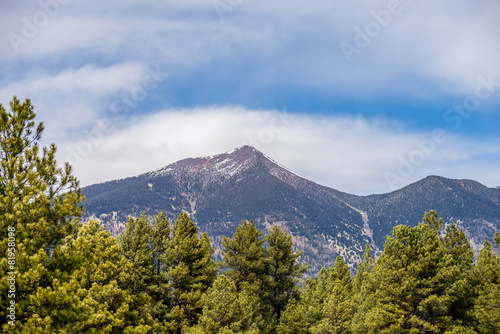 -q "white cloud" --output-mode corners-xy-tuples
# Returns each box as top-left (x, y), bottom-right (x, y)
(57, 107), (500, 194)
(0, 62), (163, 138)
(1, 0), (499, 195)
